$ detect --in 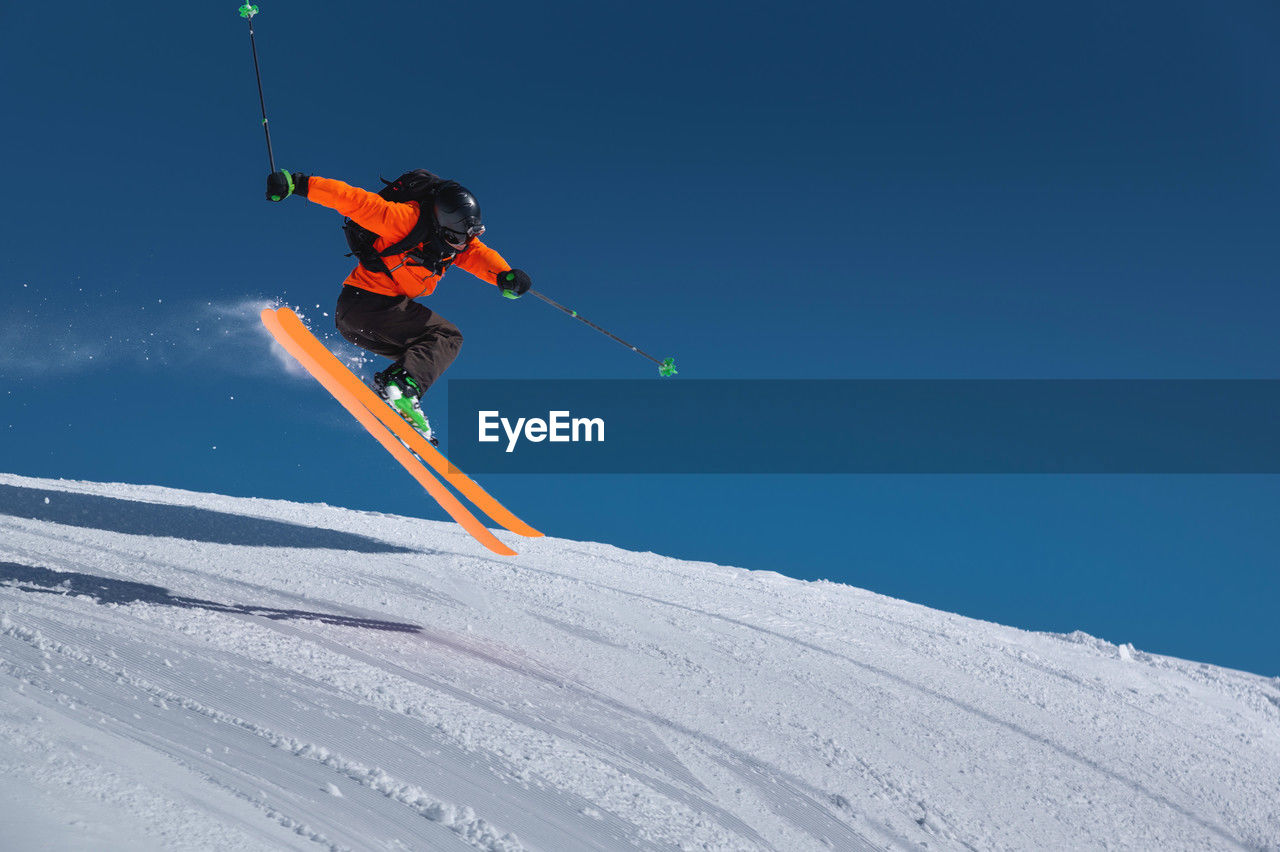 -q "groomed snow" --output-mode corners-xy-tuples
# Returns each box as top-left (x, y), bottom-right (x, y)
(1, 471), (1277, 851)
